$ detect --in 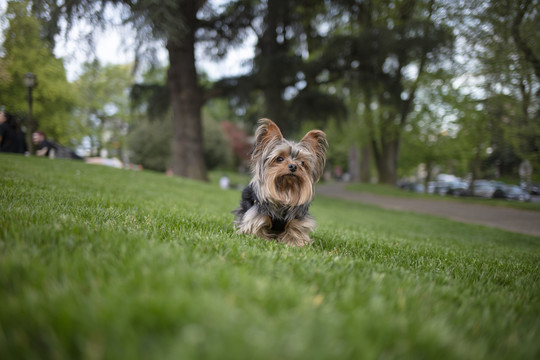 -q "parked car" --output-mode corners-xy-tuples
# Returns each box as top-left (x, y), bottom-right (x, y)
(398, 181), (425, 193)
(433, 174), (461, 196)
(427, 181), (436, 194)
(501, 185), (531, 202)
(434, 181), (451, 195)
(471, 180), (496, 198)
(413, 183), (425, 193)
(446, 180), (469, 196)
(528, 183), (540, 195)
(492, 182), (508, 199)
